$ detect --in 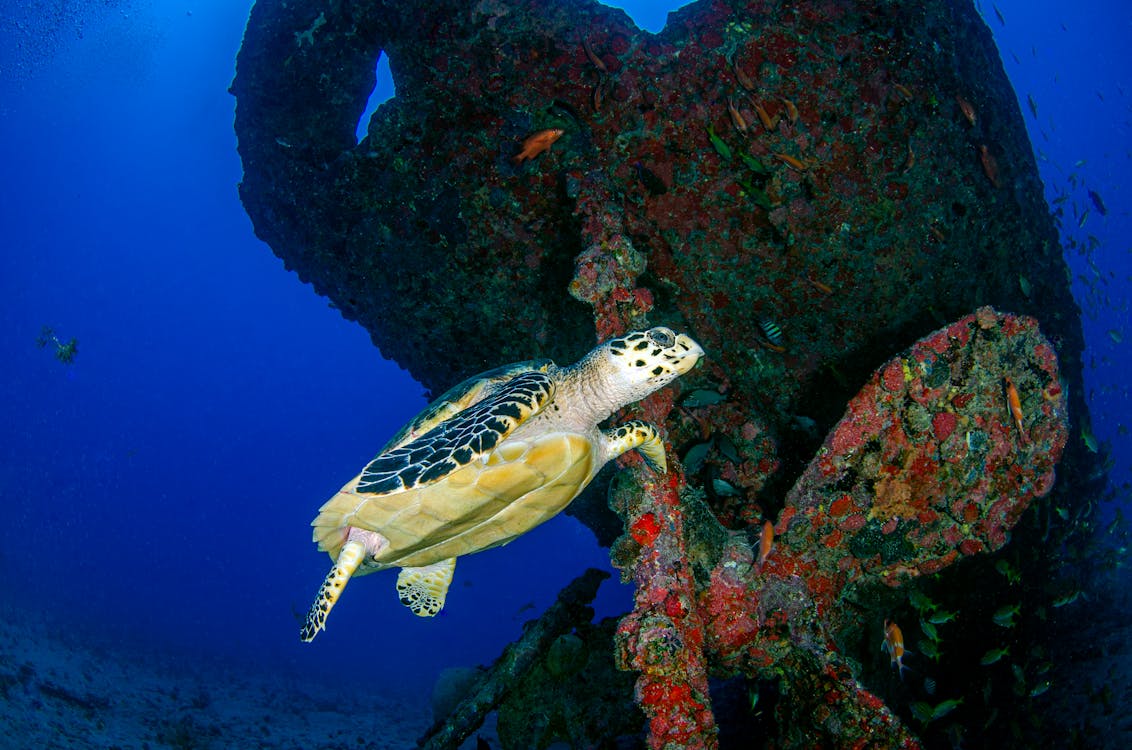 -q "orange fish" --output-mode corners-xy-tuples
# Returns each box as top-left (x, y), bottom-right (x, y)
(754, 103), (780, 132)
(978, 144), (1000, 187)
(1004, 376), (1028, 445)
(512, 129), (564, 164)
(581, 37), (607, 73)
(727, 97), (748, 133)
(783, 98), (799, 124)
(774, 152), (807, 171)
(732, 58), (756, 92)
(956, 95), (977, 126)
(807, 276), (834, 295)
(758, 520), (775, 565)
(882, 619), (909, 678)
